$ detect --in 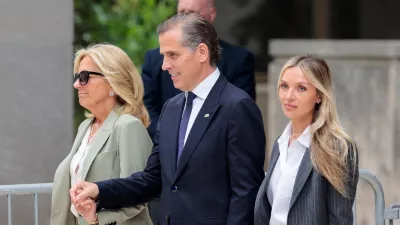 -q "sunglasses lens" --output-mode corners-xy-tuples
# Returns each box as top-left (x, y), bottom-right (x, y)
(77, 71), (89, 85)
(74, 73), (79, 82)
